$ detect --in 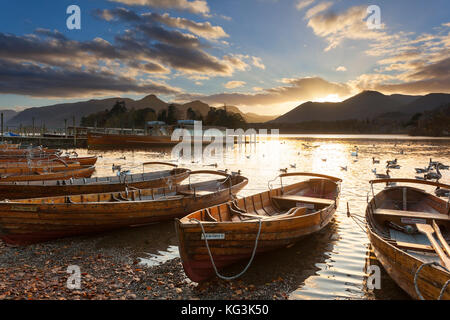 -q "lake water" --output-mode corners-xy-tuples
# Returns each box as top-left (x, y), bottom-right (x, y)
(72, 134), (450, 300)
